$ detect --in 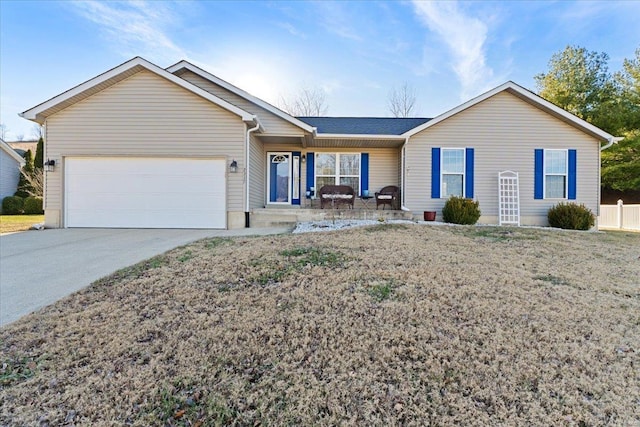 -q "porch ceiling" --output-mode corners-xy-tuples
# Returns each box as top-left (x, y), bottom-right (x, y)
(309, 138), (405, 148)
(258, 134), (406, 148)
(259, 135), (306, 145)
